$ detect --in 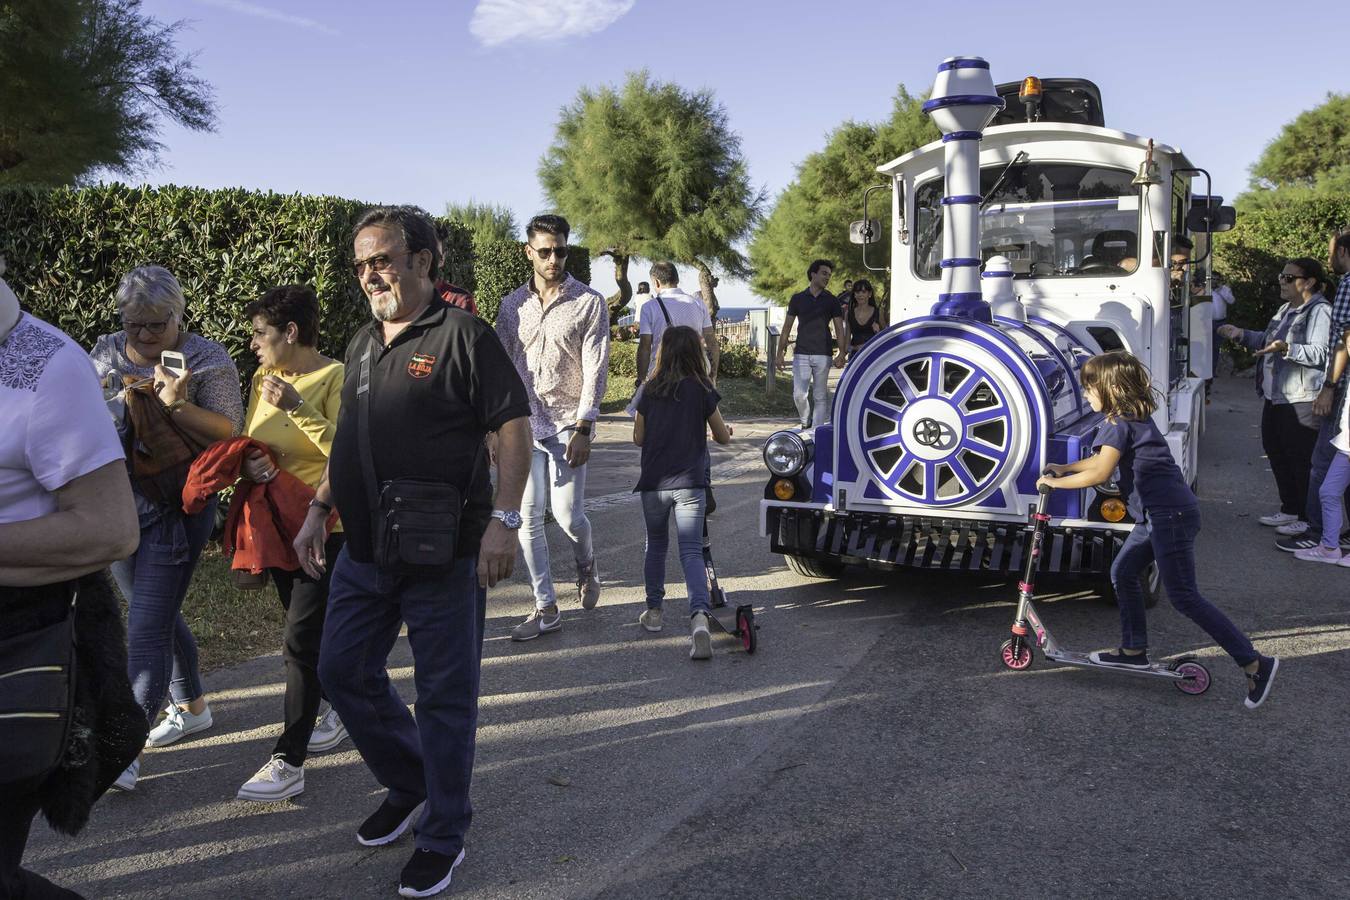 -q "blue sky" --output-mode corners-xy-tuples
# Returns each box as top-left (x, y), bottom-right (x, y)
(135, 0), (1348, 308)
